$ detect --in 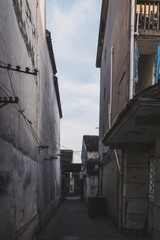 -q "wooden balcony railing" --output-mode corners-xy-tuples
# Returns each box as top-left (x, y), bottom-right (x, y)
(136, 2), (160, 31)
